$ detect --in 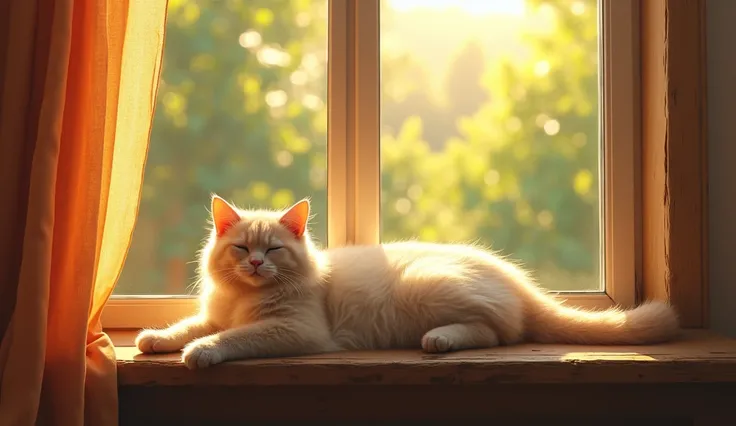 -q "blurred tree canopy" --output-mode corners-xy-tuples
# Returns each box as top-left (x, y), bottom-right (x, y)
(117, 0), (601, 295)
(380, 0), (601, 291)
